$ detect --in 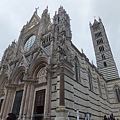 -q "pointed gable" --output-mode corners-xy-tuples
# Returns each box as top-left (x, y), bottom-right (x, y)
(21, 11), (41, 32)
(28, 12), (40, 27)
(38, 7), (51, 35)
